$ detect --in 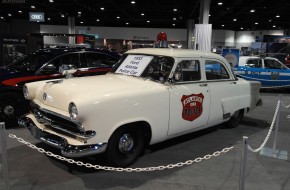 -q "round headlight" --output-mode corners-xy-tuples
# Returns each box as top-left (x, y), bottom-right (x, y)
(23, 85), (29, 99)
(69, 102), (78, 121)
